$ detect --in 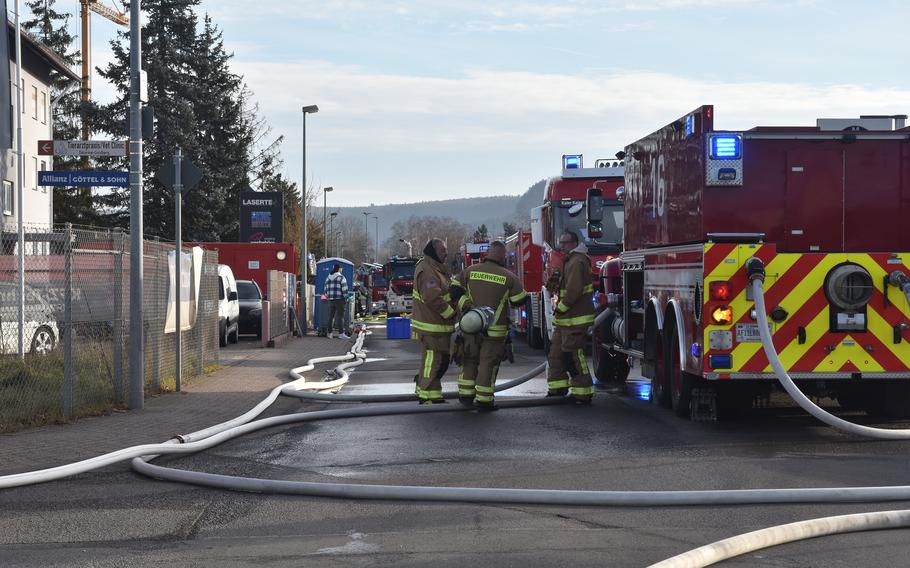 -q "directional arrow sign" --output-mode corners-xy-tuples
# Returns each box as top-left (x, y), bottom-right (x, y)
(37, 140), (128, 157)
(156, 155), (203, 194)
